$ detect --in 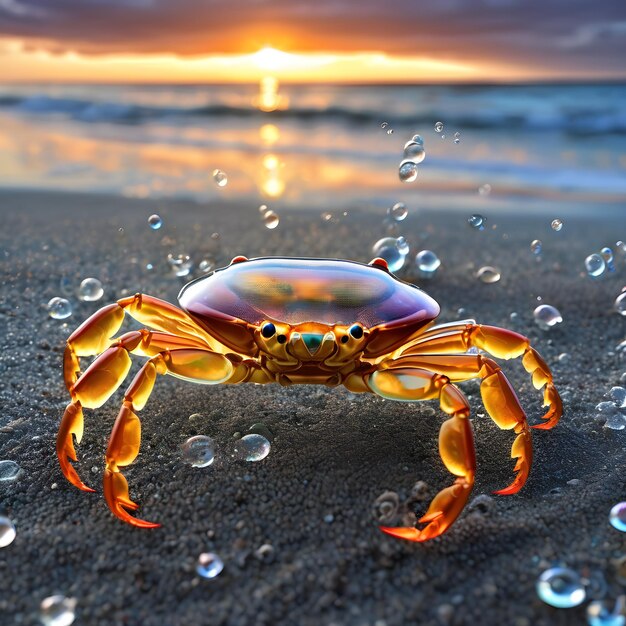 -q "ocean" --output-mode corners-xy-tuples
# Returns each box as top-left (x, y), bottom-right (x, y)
(0, 82), (625, 214)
